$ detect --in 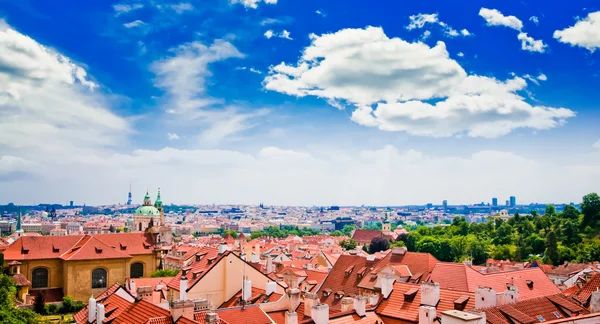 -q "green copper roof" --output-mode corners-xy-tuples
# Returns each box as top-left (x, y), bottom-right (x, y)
(154, 188), (163, 207)
(144, 190), (151, 201)
(135, 205), (160, 216)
